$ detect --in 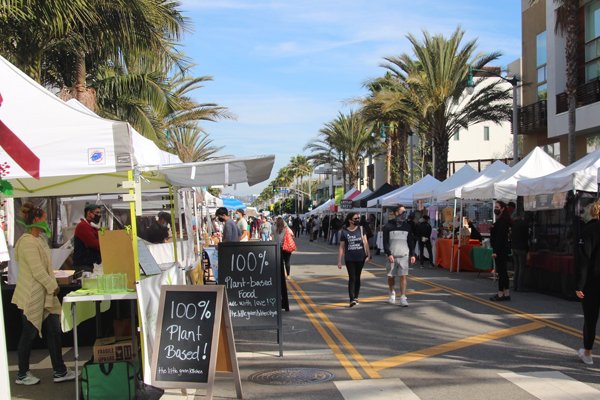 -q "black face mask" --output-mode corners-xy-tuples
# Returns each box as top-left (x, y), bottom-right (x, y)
(217, 216), (225, 222)
(92, 214), (101, 224)
(493, 209), (501, 216)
